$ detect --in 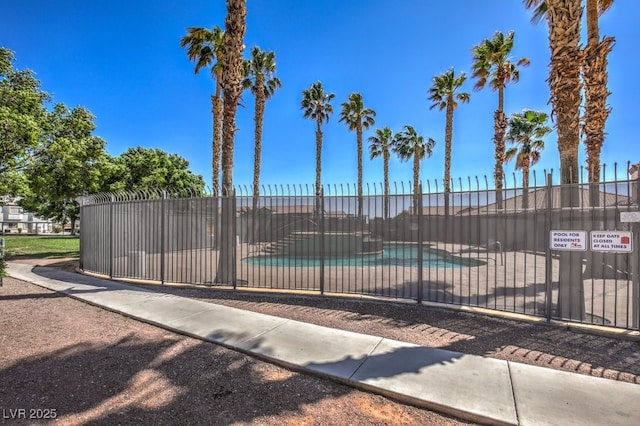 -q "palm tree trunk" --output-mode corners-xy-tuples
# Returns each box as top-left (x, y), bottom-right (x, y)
(357, 125), (363, 219)
(583, 37), (613, 206)
(493, 86), (507, 211)
(413, 153), (420, 216)
(583, 0), (615, 283)
(586, 0), (599, 45)
(252, 80), (265, 242)
(493, 91), (507, 211)
(548, 0), (584, 321)
(383, 151), (390, 220)
(212, 90), (223, 249)
(315, 119), (323, 216)
(217, 0), (246, 285)
(212, 84), (223, 196)
(549, 0), (583, 186)
(444, 97), (454, 216)
(584, 0), (600, 187)
(583, 19), (614, 204)
(522, 161), (530, 210)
